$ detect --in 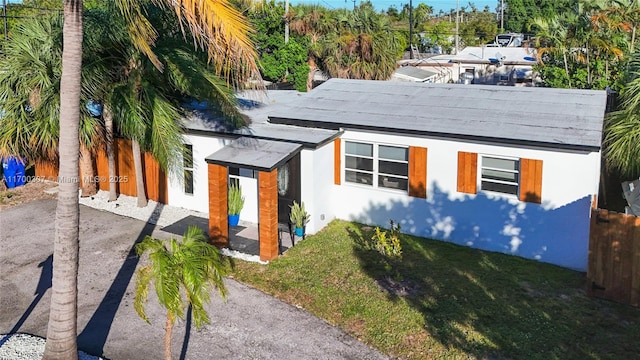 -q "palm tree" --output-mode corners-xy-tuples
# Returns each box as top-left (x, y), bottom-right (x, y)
(42, 1), (83, 358)
(288, 4), (332, 90)
(43, 0), (260, 358)
(604, 50), (640, 177)
(0, 13), (107, 197)
(105, 8), (248, 207)
(530, 16), (575, 88)
(606, 0), (640, 53)
(134, 226), (229, 360)
(319, 5), (403, 80)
